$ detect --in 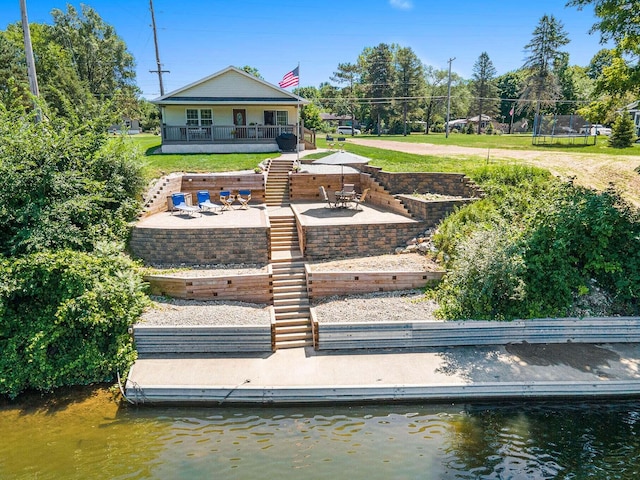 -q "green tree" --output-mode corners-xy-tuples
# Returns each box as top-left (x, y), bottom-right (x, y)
(360, 43), (395, 134)
(239, 65), (263, 79)
(300, 102), (323, 131)
(50, 5), (136, 100)
(331, 62), (361, 135)
(394, 46), (425, 135)
(470, 52), (499, 133)
(497, 71), (524, 132)
(569, 0), (640, 97)
(608, 111), (636, 148)
(422, 66), (449, 133)
(587, 48), (614, 80)
(519, 14), (570, 119)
